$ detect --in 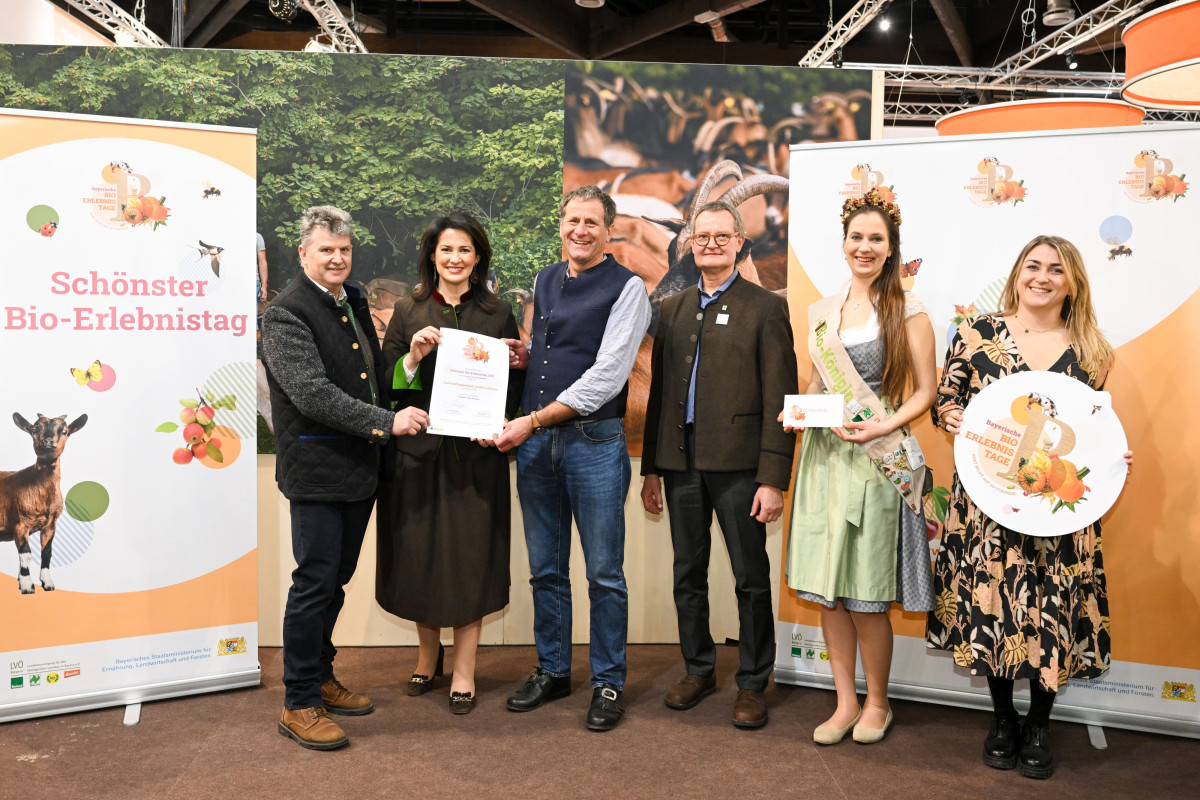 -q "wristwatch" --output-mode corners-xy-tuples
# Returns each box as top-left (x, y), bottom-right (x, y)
(530, 410), (547, 436)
